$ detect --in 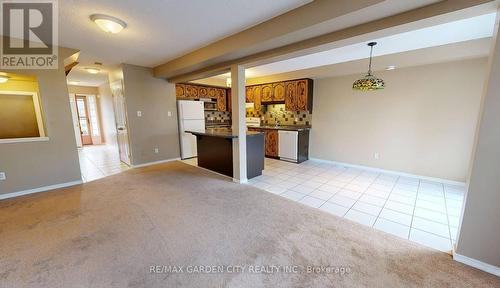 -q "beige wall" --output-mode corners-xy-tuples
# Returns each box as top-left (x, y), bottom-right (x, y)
(310, 58), (487, 182)
(121, 64), (180, 165)
(97, 82), (118, 148)
(456, 13), (500, 269)
(67, 85), (98, 95)
(0, 48), (82, 195)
